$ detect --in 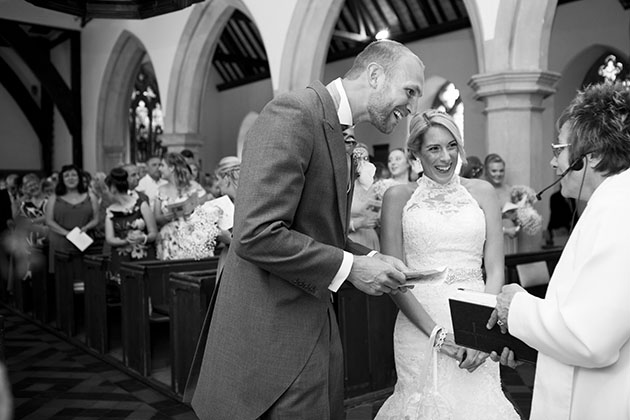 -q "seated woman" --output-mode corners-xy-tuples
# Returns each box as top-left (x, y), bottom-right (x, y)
(45, 164), (100, 273)
(154, 152), (209, 260)
(104, 167), (157, 281)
